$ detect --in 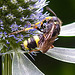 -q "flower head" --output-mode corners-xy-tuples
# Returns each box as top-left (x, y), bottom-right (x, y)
(0, 0), (49, 53)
